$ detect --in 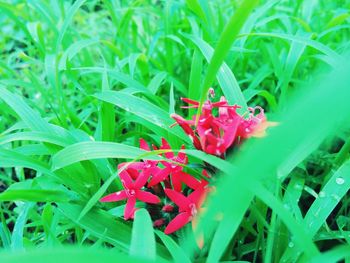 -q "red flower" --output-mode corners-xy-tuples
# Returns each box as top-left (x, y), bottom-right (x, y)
(148, 138), (201, 191)
(100, 169), (160, 220)
(162, 204), (174, 213)
(117, 138), (161, 180)
(153, 218), (166, 227)
(171, 91), (272, 157)
(170, 113), (201, 150)
(164, 187), (207, 234)
(237, 106), (268, 138)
